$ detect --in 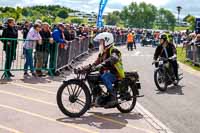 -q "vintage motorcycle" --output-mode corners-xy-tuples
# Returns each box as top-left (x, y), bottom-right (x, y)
(57, 66), (143, 117)
(153, 57), (183, 91)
